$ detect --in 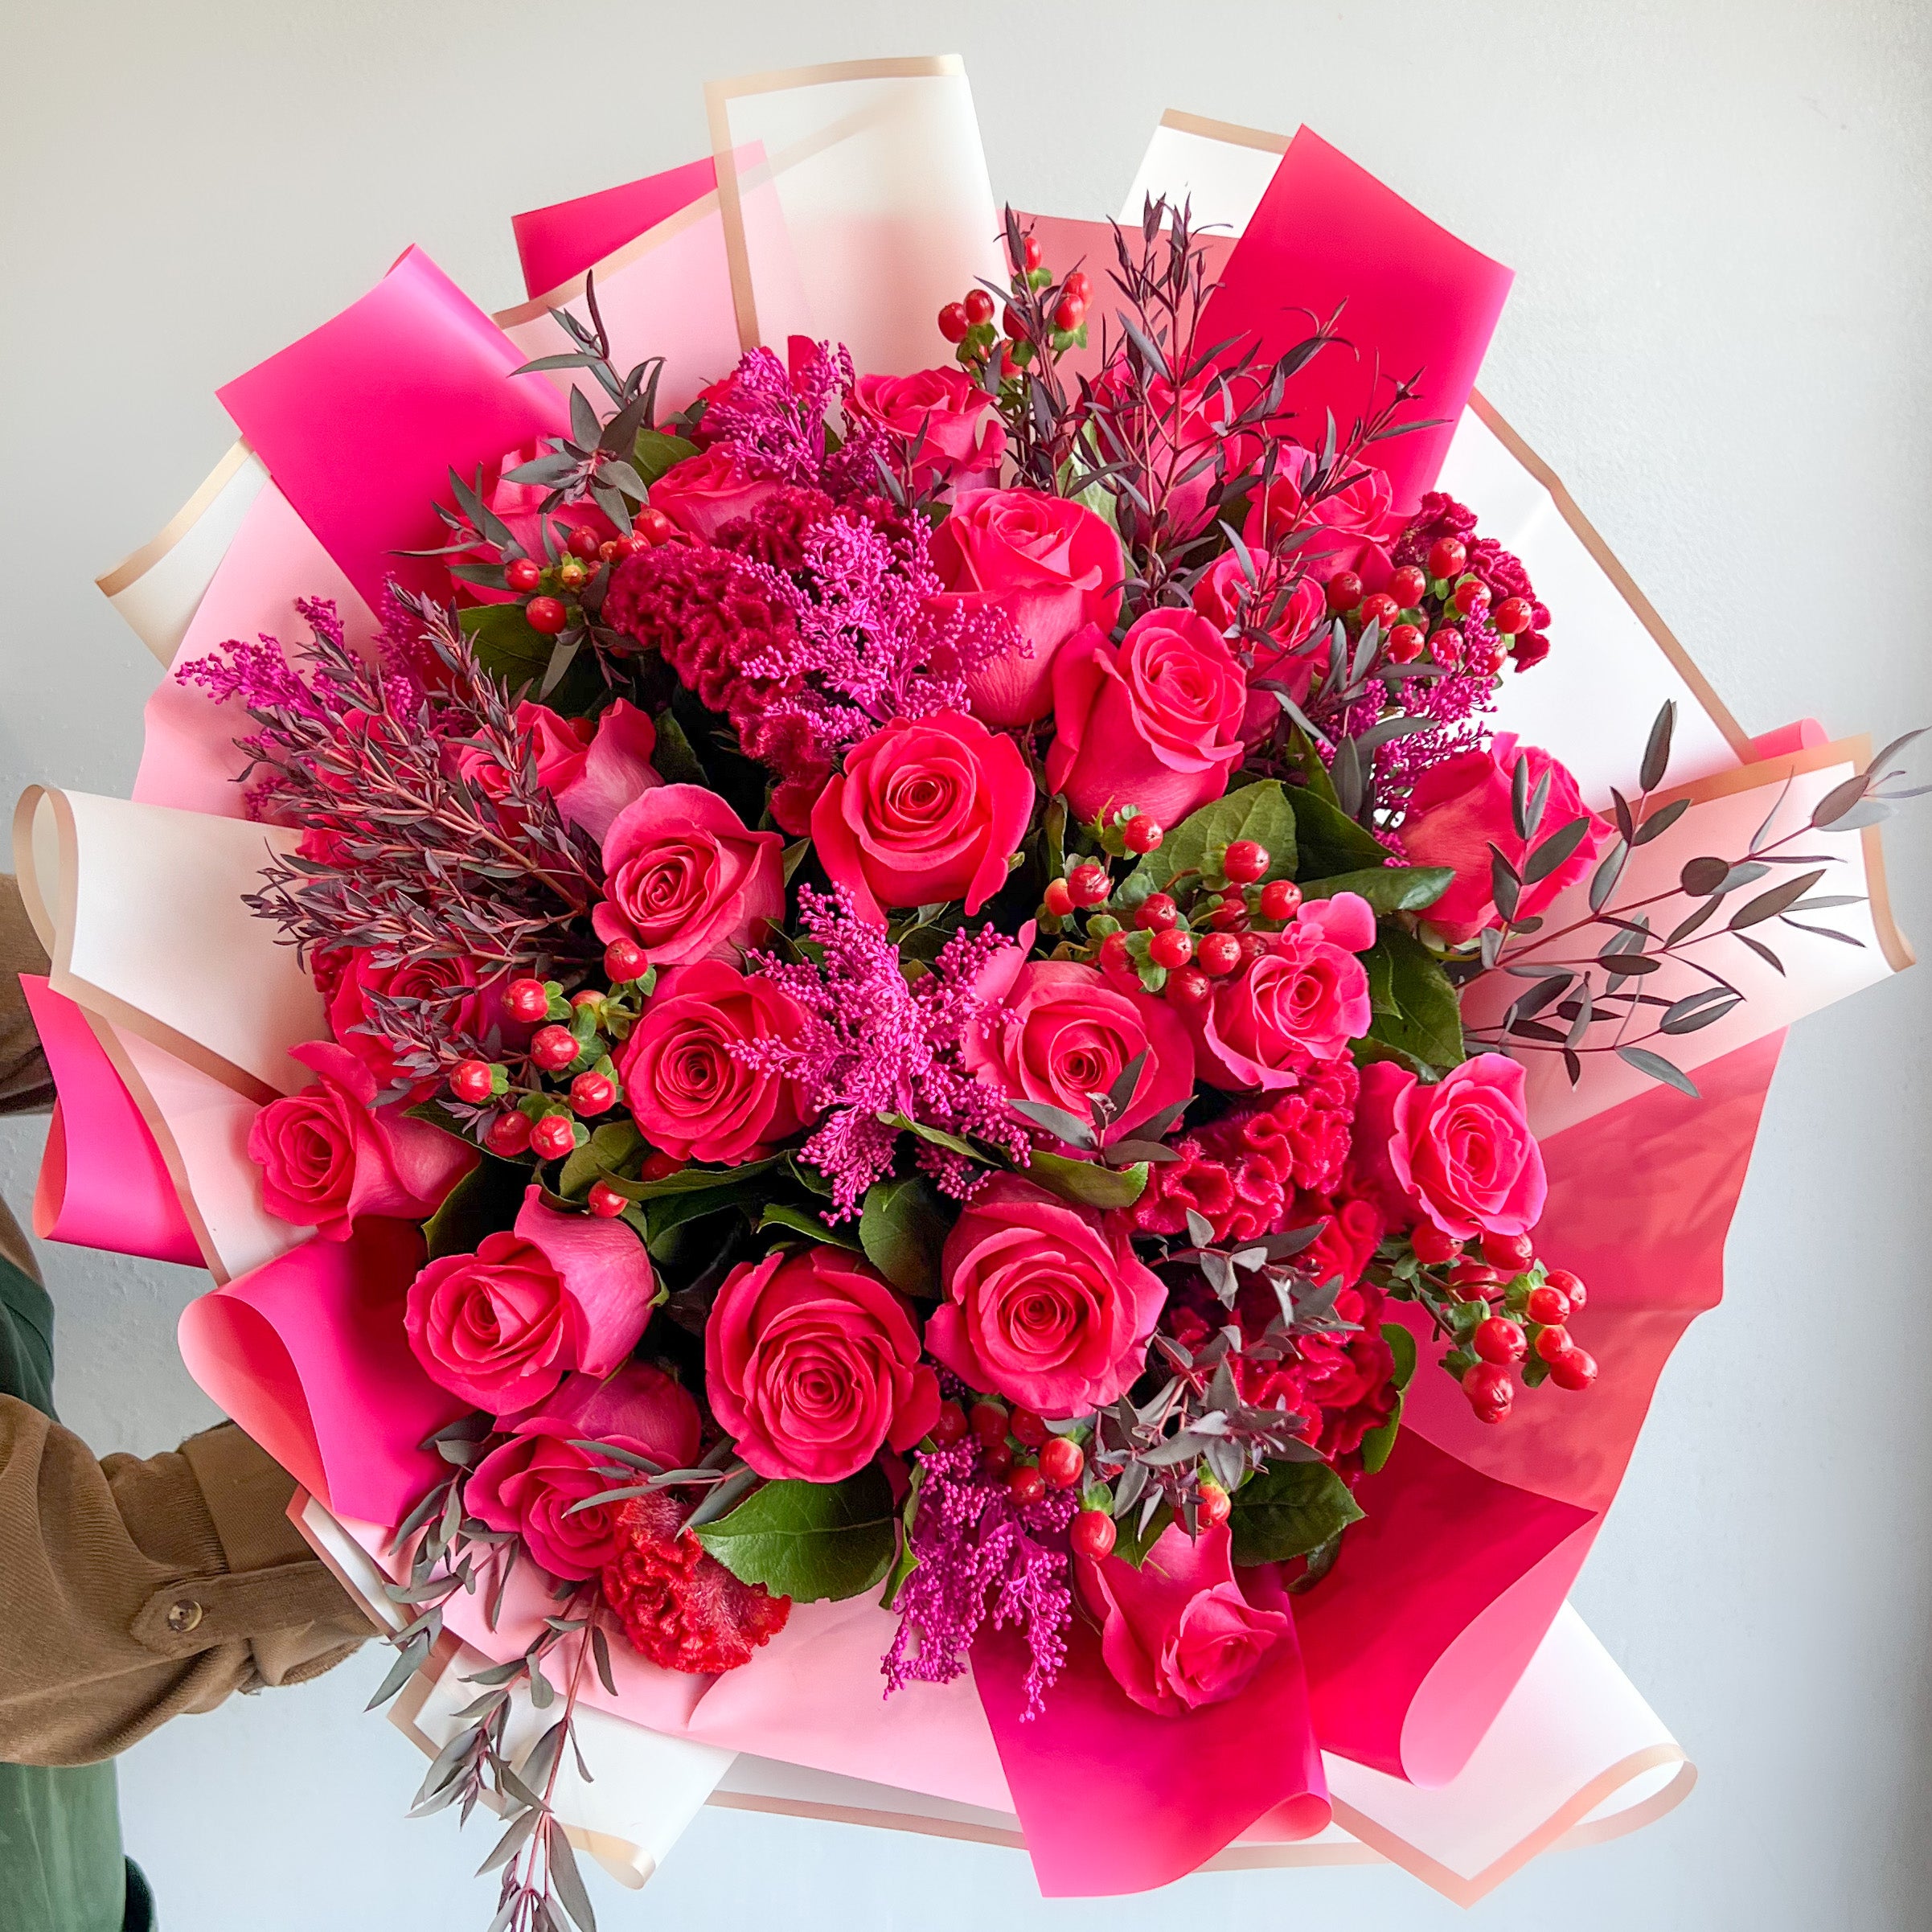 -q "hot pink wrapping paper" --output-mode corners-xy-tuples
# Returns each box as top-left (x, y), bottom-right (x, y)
(513, 157), (720, 297)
